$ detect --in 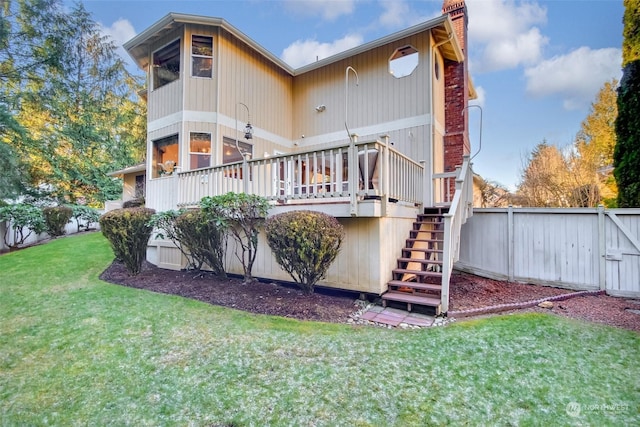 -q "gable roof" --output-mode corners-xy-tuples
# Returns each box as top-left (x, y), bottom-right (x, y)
(124, 13), (464, 76)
